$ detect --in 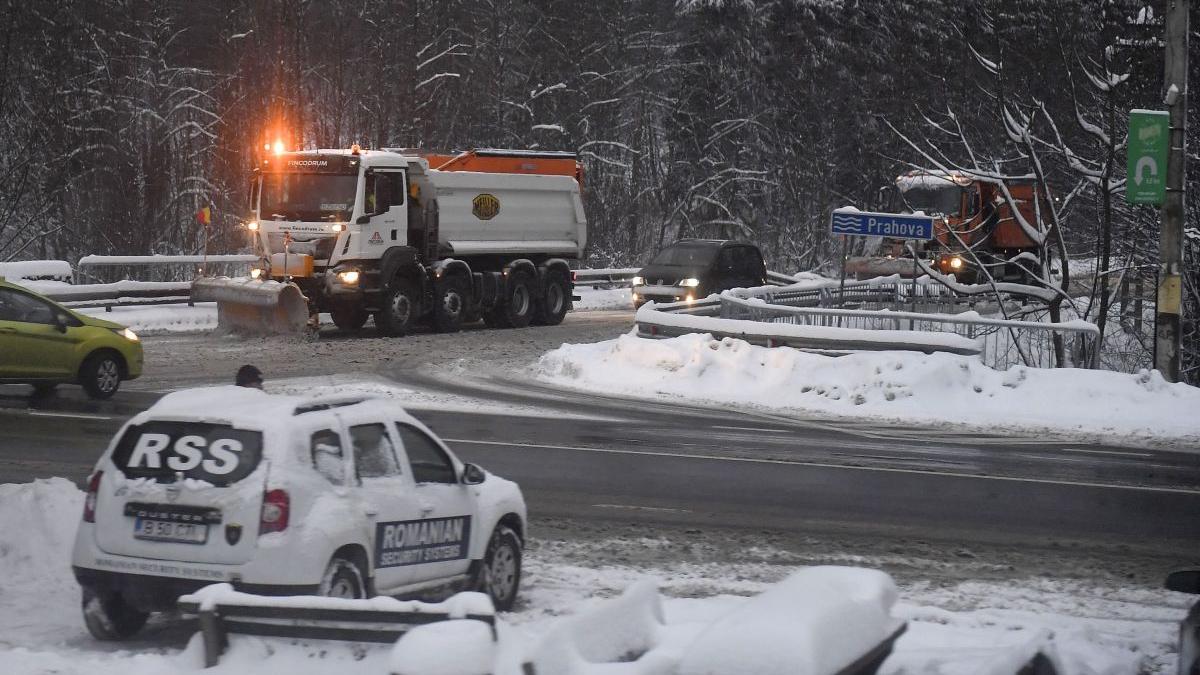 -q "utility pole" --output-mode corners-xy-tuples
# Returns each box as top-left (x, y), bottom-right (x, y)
(1157, 0), (1188, 381)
